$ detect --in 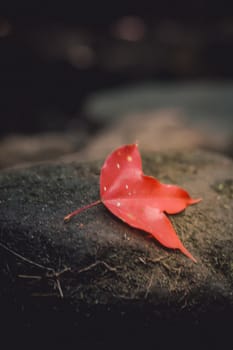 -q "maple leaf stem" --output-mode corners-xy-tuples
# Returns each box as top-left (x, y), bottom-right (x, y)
(64, 199), (102, 223)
